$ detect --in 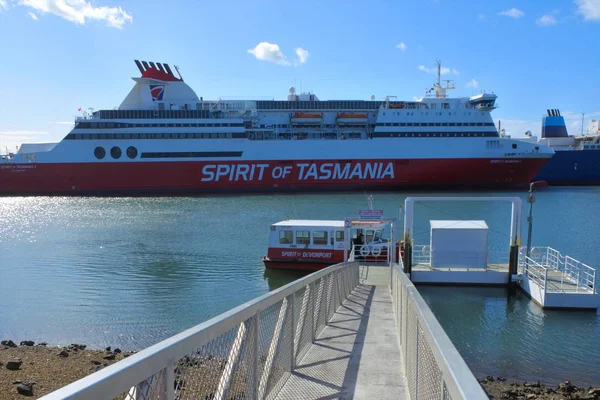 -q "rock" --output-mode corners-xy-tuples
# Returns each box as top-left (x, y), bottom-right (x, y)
(37, 342), (47, 346)
(17, 382), (34, 397)
(589, 388), (600, 396)
(58, 350), (69, 358)
(114, 348), (122, 353)
(1, 340), (17, 347)
(69, 344), (86, 351)
(6, 360), (23, 370)
(19, 340), (34, 347)
(559, 380), (576, 393)
(12, 380), (21, 384)
(103, 353), (116, 360)
(90, 365), (104, 373)
(123, 354), (130, 358)
(91, 360), (101, 365)
(525, 394), (536, 400)
(105, 346), (111, 352)
(497, 376), (506, 382)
